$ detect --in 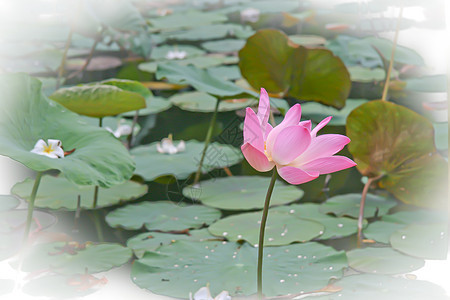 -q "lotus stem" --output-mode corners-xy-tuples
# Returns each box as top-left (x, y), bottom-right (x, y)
(357, 174), (383, 247)
(257, 169), (278, 299)
(56, 28), (73, 89)
(126, 110), (140, 149)
(22, 172), (43, 246)
(193, 99), (220, 185)
(92, 211), (105, 242)
(381, 5), (403, 101)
